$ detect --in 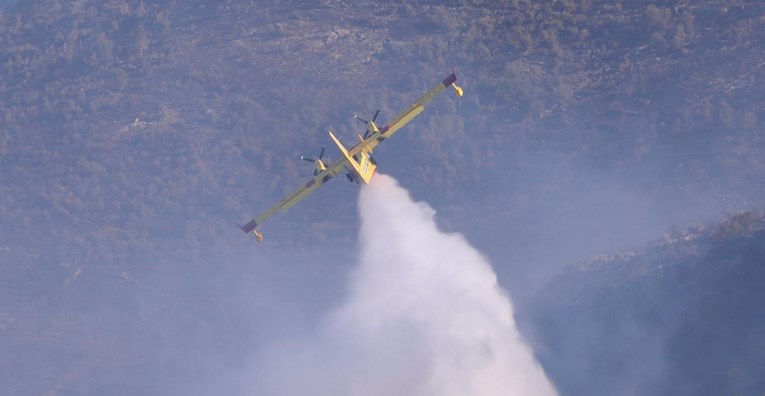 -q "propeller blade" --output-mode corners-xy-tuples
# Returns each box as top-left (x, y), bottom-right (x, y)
(354, 114), (369, 124)
(319, 146), (326, 160)
(301, 156), (316, 162)
(371, 109), (380, 122)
